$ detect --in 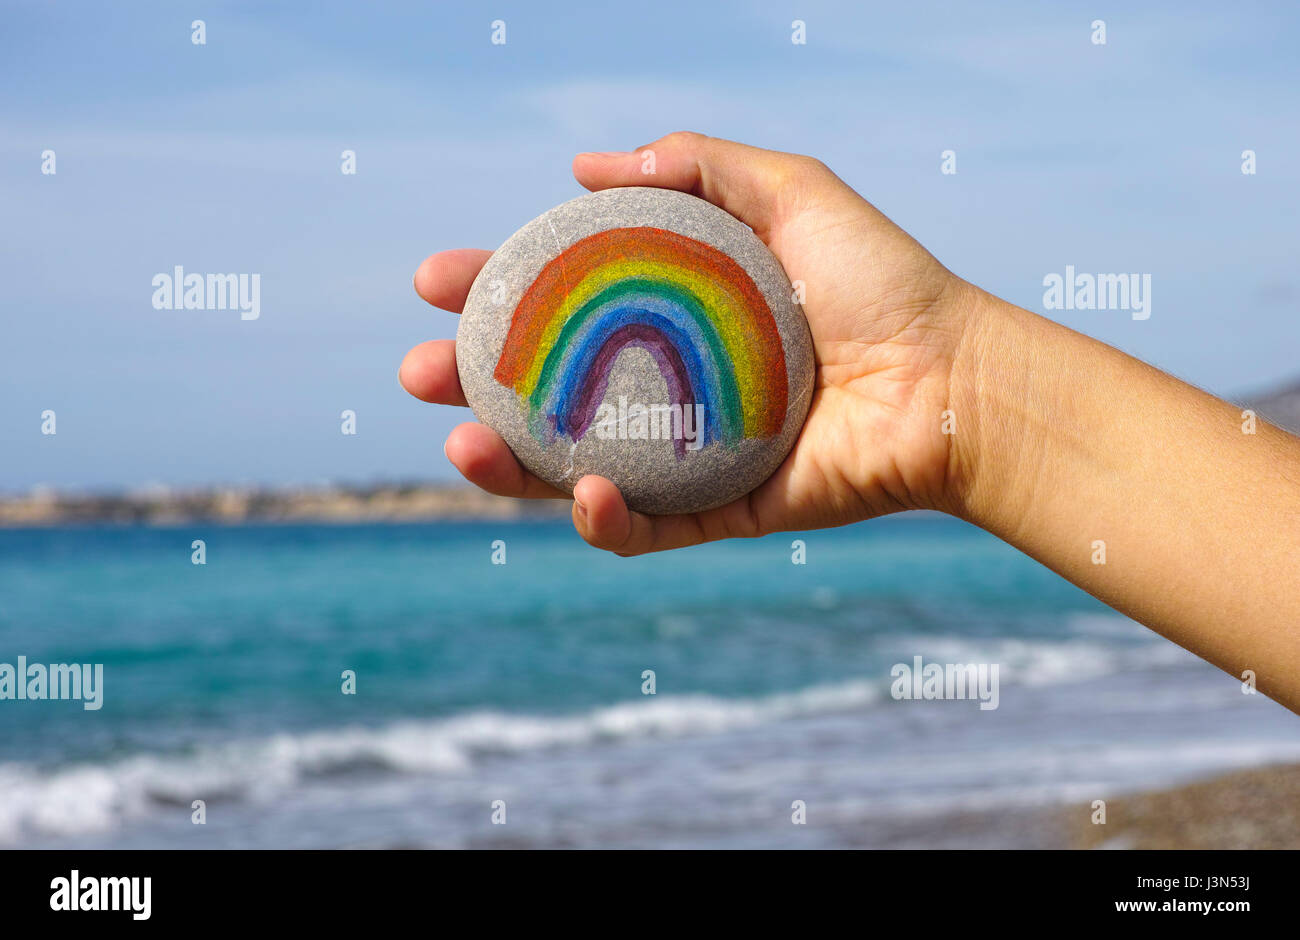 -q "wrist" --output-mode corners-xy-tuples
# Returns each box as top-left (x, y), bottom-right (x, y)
(935, 282), (1033, 530)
